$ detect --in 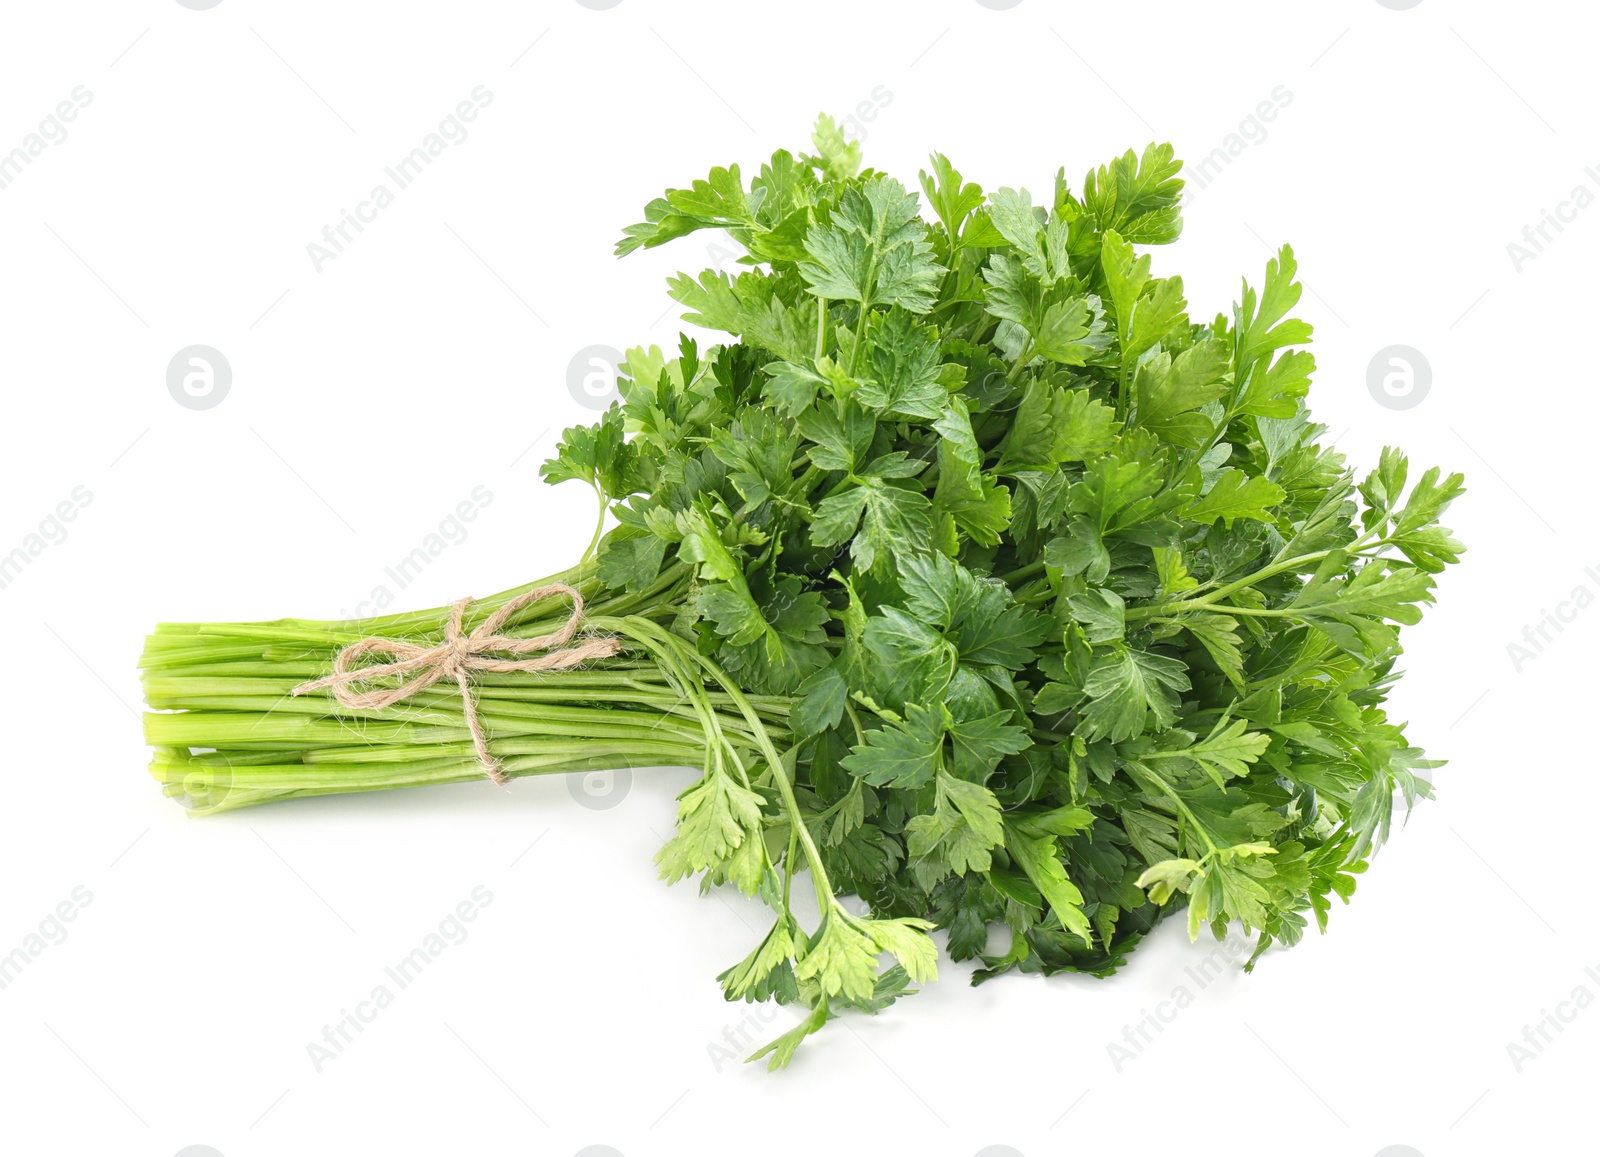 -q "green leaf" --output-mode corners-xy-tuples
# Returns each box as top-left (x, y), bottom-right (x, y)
(799, 176), (945, 311)
(1078, 142), (1185, 244)
(1101, 228), (1181, 360)
(597, 530), (668, 591)
(793, 911), (879, 1001)
(981, 251), (1046, 329)
(540, 405), (642, 498)
(719, 918), (796, 1001)
(841, 702), (945, 789)
(655, 771), (765, 889)
(1034, 295), (1115, 366)
(666, 163), (753, 225)
(897, 550), (984, 628)
(1236, 350), (1315, 419)
(906, 771), (1006, 881)
(1135, 858), (1201, 905)
(1134, 339), (1229, 447)
(1152, 546), (1199, 597)
(748, 1003), (830, 1072)
(807, 113), (862, 181)
(1044, 521), (1110, 583)
(666, 270), (813, 361)
(798, 400), (876, 473)
(953, 593), (1053, 669)
(1067, 587), (1127, 643)
(1079, 646), (1191, 743)
(920, 153), (987, 246)
(1004, 823), (1094, 941)
(1183, 613), (1246, 687)
(1147, 717), (1272, 788)
(987, 187), (1050, 267)
(811, 476), (934, 579)
(1392, 465), (1467, 537)
(947, 709), (1032, 781)
(764, 360), (829, 418)
(792, 660), (850, 738)
(1232, 244), (1314, 418)
(856, 307), (946, 420)
(1186, 469), (1286, 527)
(856, 916), (939, 984)
(1236, 245), (1312, 369)
(1070, 453), (1168, 534)
(997, 382), (1117, 473)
